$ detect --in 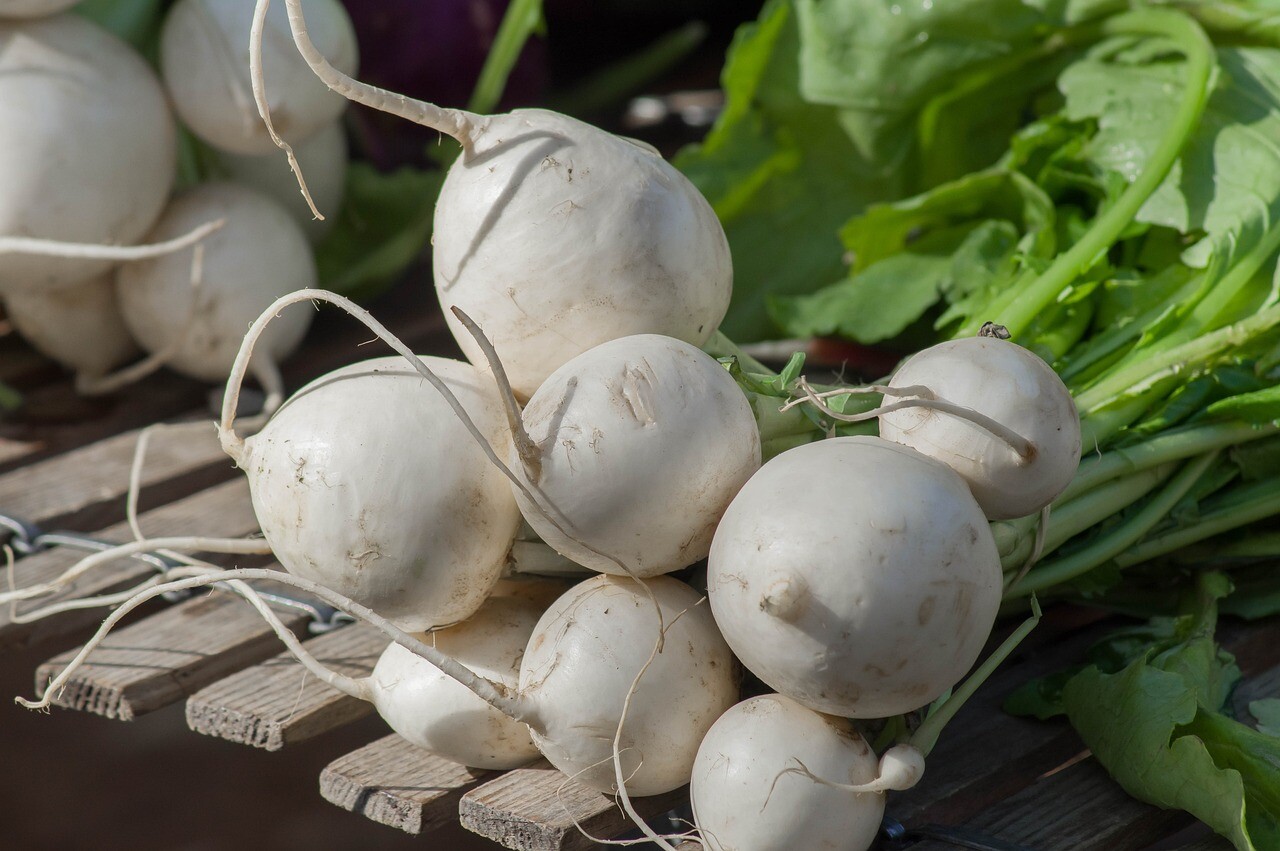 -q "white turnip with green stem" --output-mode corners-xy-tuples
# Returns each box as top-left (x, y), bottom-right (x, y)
(787, 331), (1081, 521)
(254, 0), (732, 397)
(161, 0), (357, 156)
(117, 182), (315, 411)
(0, 13), (176, 292)
(708, 436), (1003, 719)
